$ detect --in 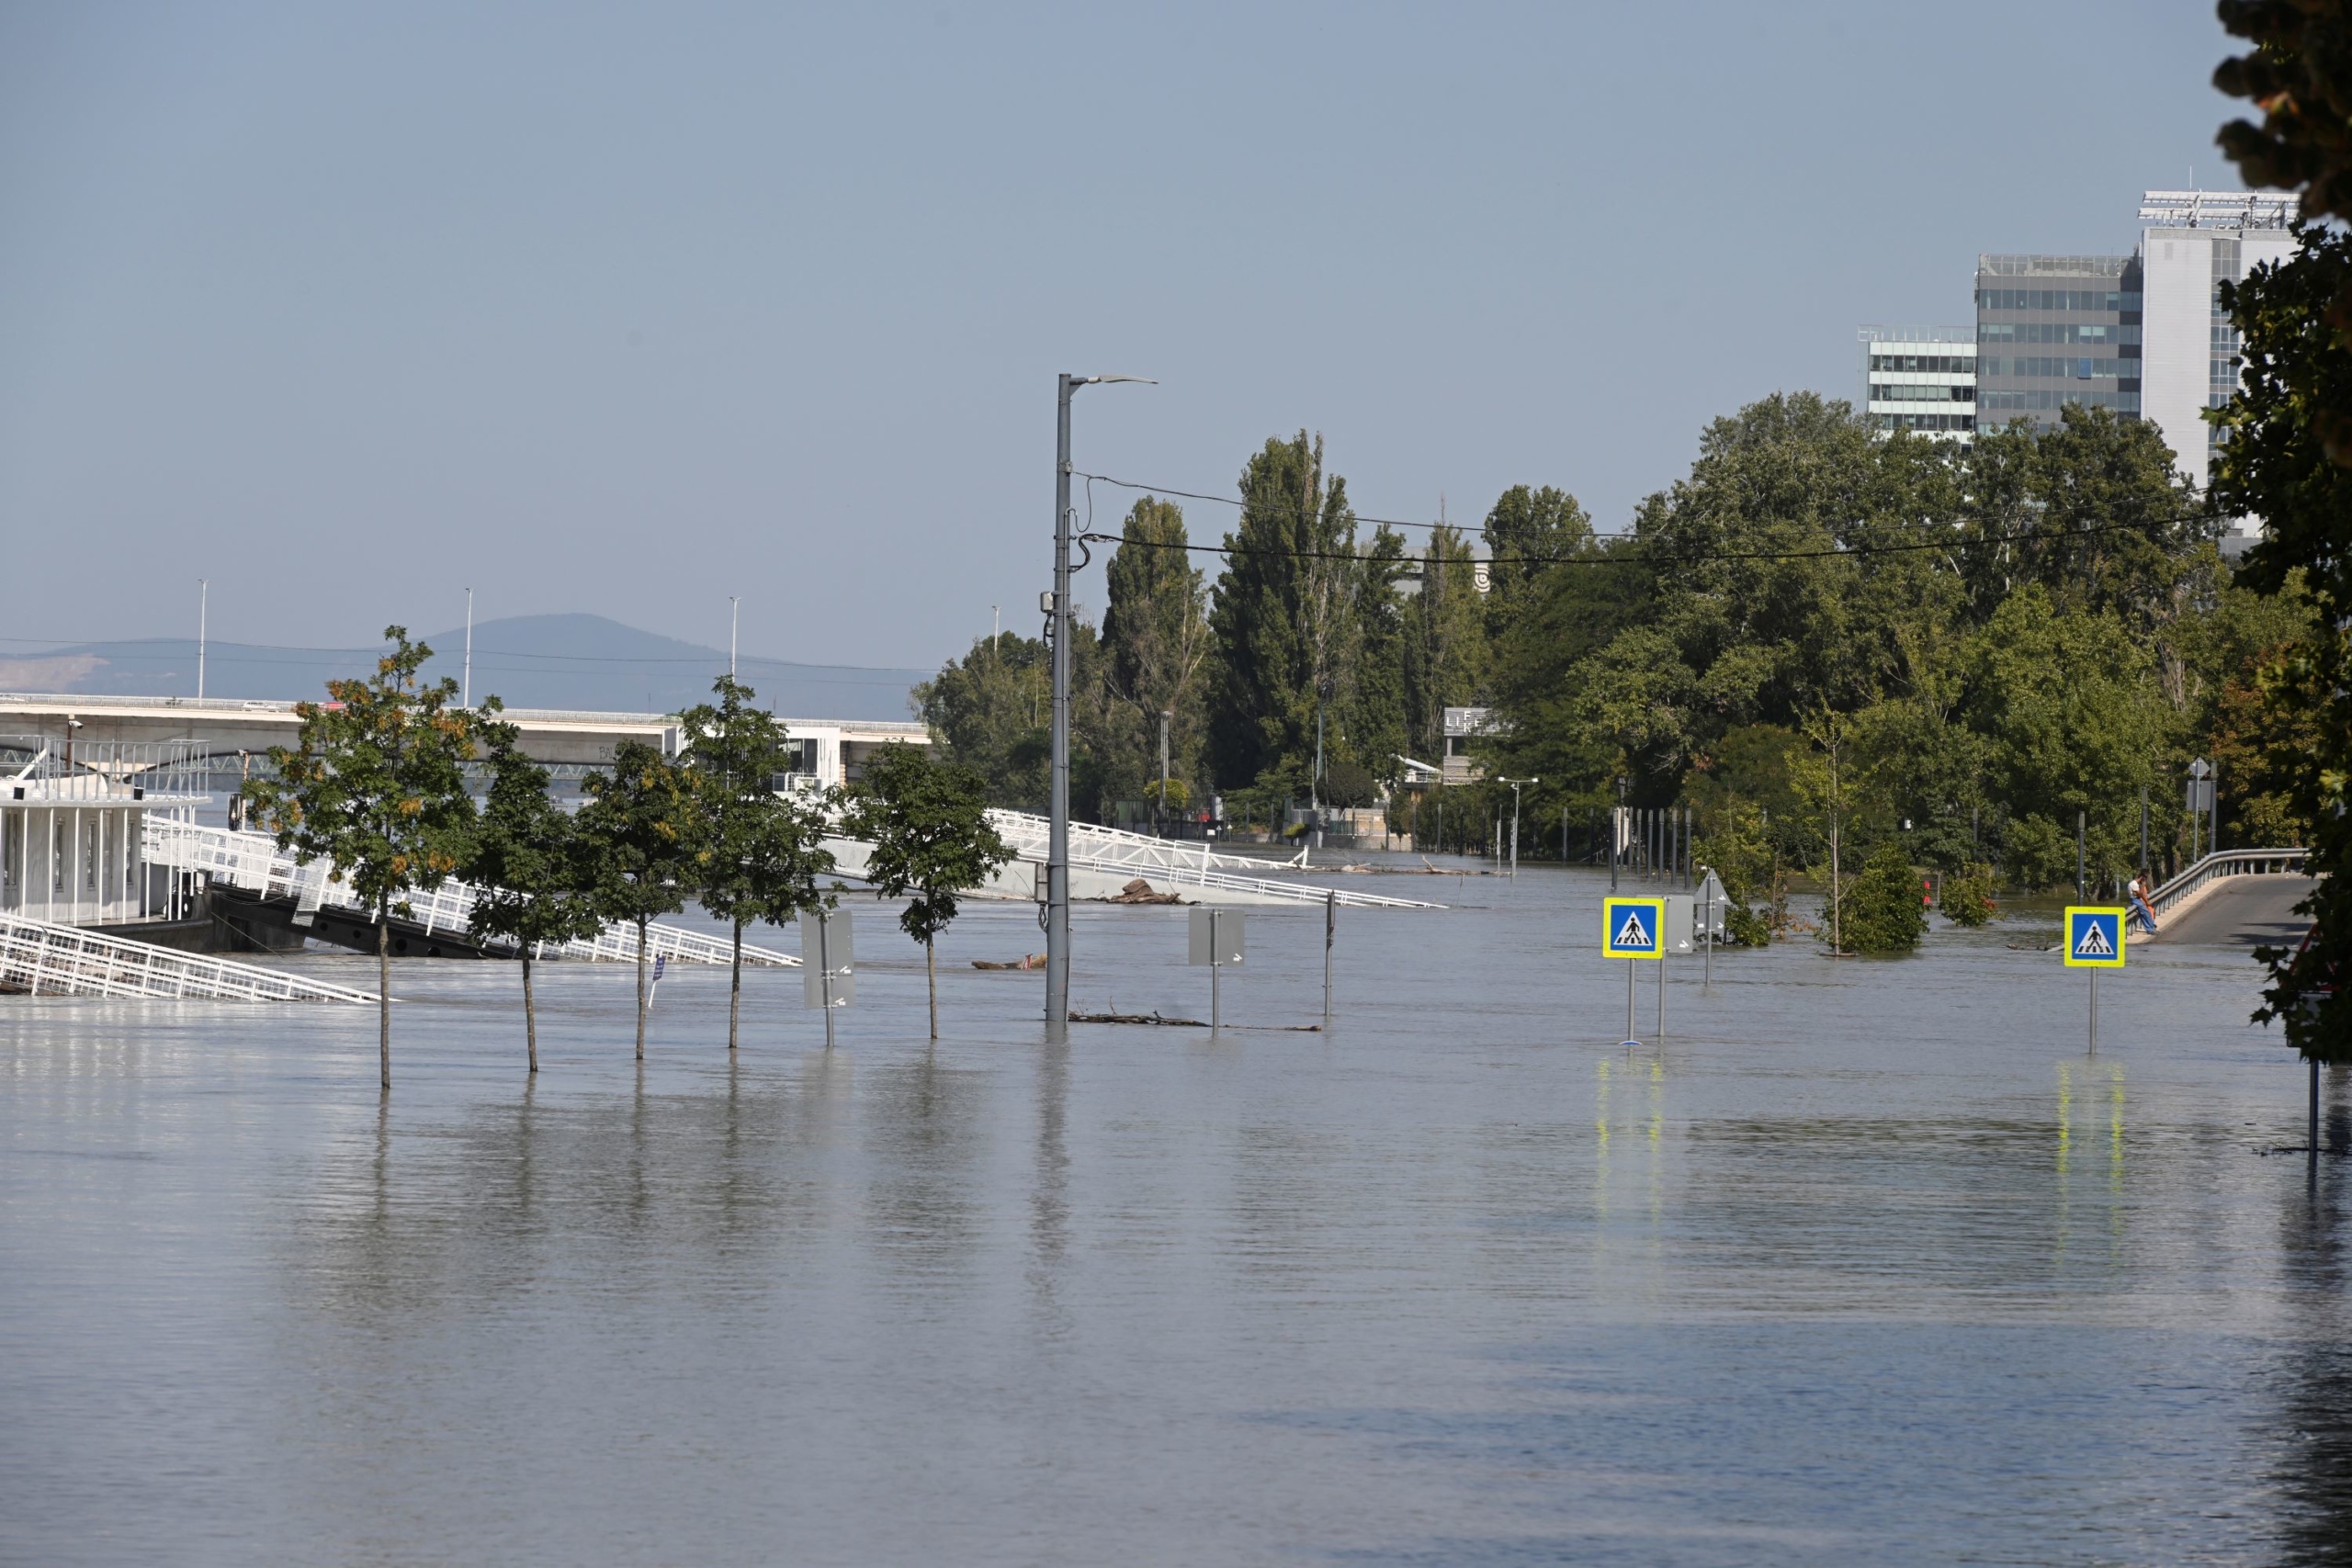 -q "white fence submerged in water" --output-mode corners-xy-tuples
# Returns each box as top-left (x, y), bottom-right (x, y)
(983, 810), (1445, 910)
(0, 912), (377, 1002)
(141, 819), (800, 968)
